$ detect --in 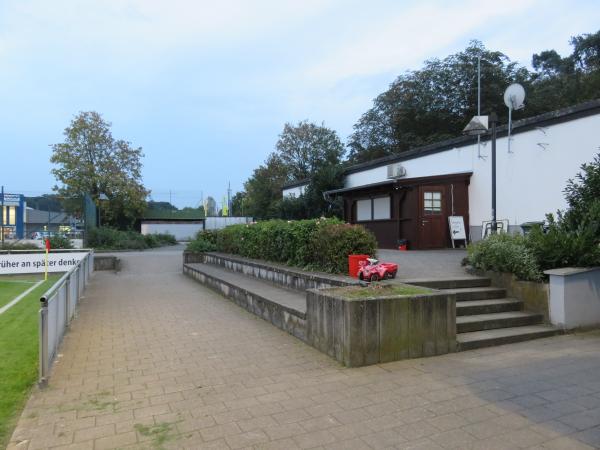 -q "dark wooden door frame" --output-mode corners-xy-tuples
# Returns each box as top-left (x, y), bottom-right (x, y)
(417, 185), (446, 249)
